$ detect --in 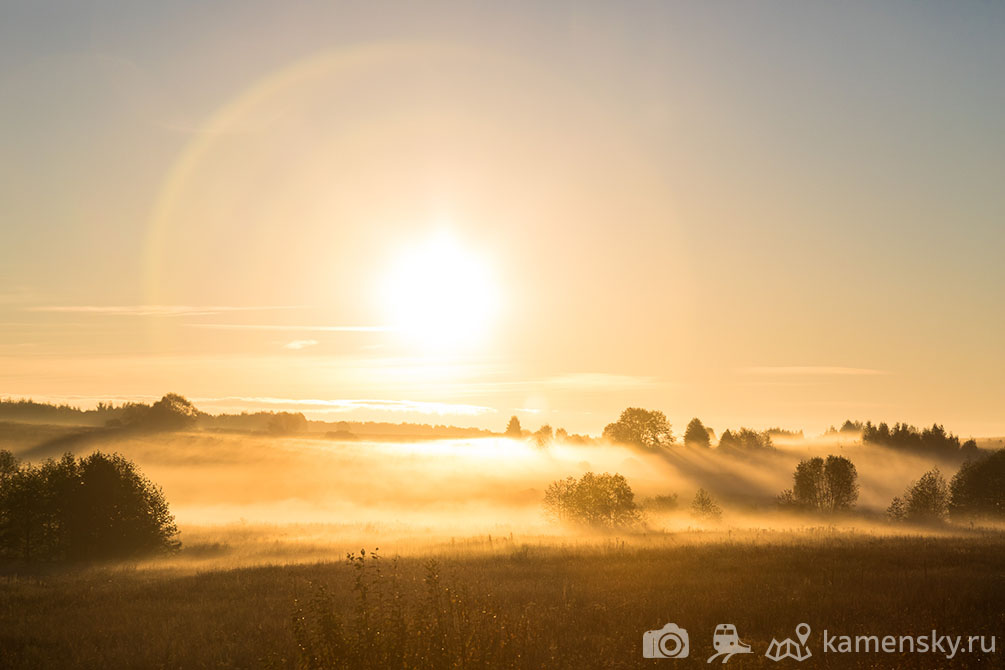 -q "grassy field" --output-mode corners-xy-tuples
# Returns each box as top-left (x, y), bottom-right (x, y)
(1, 531), (1001, 669)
